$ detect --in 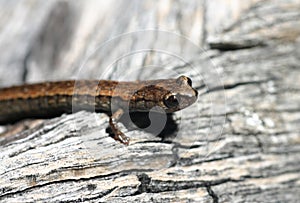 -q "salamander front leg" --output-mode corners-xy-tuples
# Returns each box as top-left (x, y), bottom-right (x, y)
(109, 108), (130, 145)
